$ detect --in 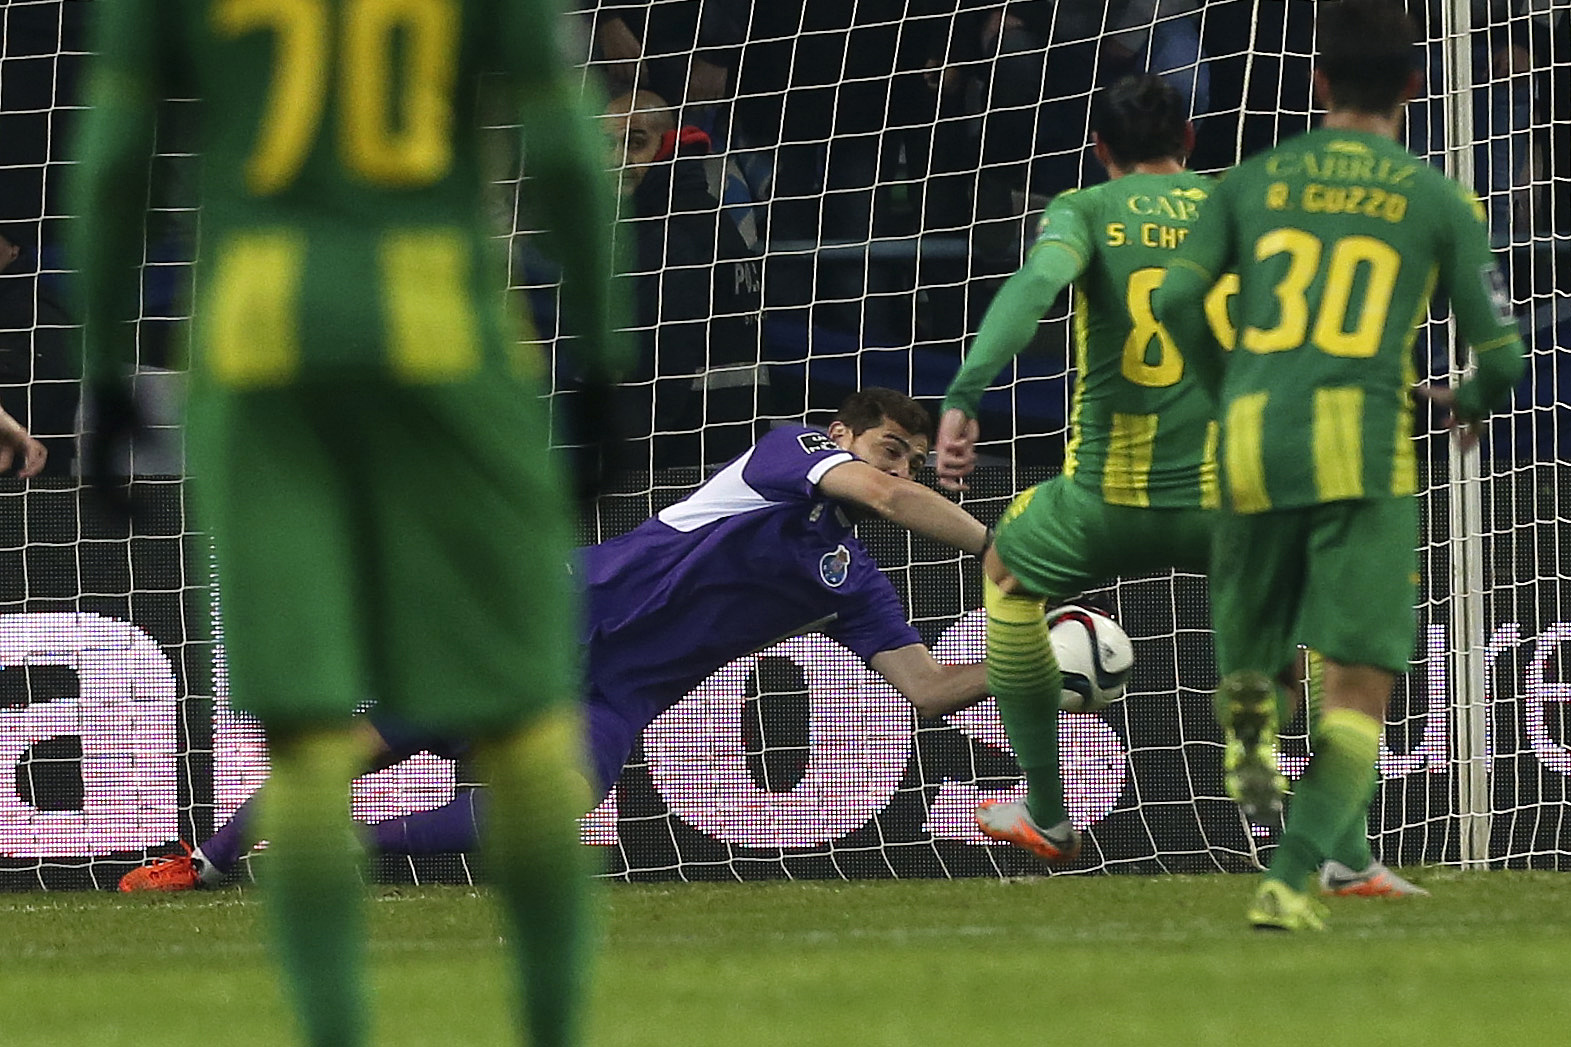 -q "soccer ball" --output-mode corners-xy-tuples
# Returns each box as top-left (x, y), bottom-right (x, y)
(1048, 605), (1135, 712)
